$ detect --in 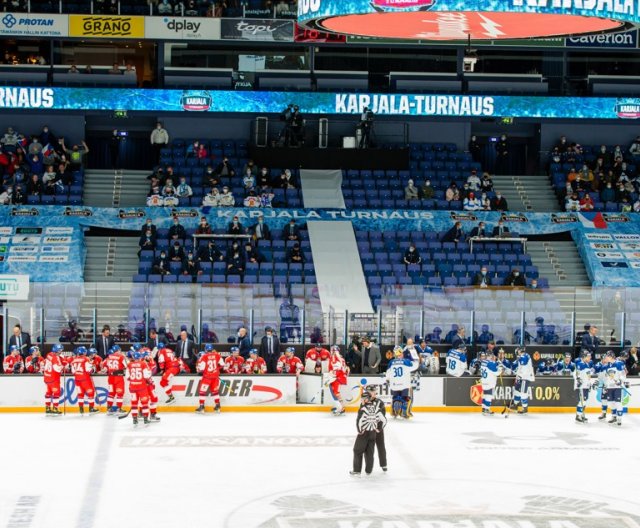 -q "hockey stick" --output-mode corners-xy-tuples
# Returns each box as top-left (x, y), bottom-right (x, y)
(500, 375), (517, 418)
